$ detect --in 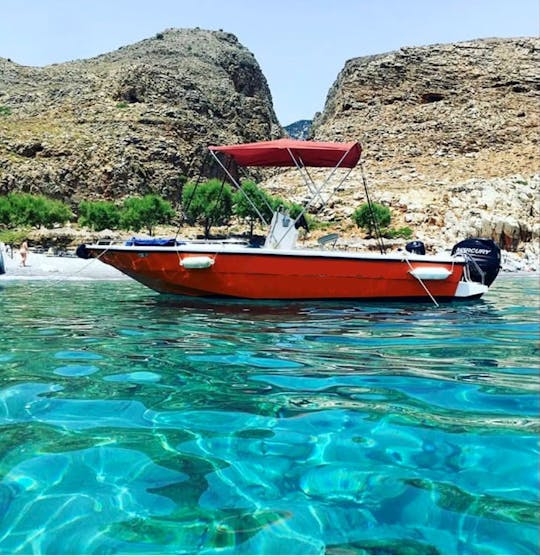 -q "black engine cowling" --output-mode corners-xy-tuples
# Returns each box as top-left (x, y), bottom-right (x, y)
(405, 240), (426, 255)
(451, 238), (501, 287)
(76, 244), (91, 260)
